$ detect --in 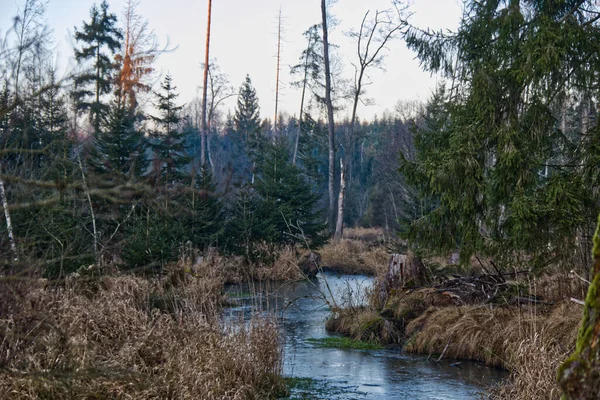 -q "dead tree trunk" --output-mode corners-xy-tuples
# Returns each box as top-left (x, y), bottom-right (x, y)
(274, 9), (282, 137)
(321, 0), (336, 233)
(200, 0), (212, 166)
(378, 253), (426, 307)
(293, 33), (313, 166)
(334, 158), (346, 241)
